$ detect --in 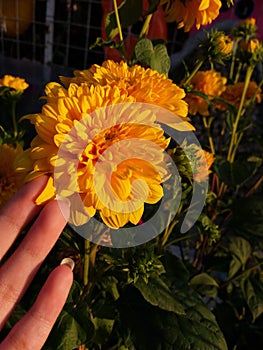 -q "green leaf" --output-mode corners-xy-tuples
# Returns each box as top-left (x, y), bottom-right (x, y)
(229, 236), (252, 266)
(89, 36), (120, 50)
(135, 38), (154, 64)
(118, 286), (228, 350)
(92, 317), (115, 344)
(150, 44), (170, 75)
(189, 273), (219, 298)
(105, 0), (142, 39)
(162, 252), (190, 287)
(188, 90), (216, 107)
(215, 158), (259, 186)
(101, 275), (120, 301)
(228, 236), (251, 279)
(230, 194), (263, 241)
(135, 38), (170, 75)
(44, 305), (94, 350)
(241, 276), (263, 321)
(135, 276), (185, 315)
